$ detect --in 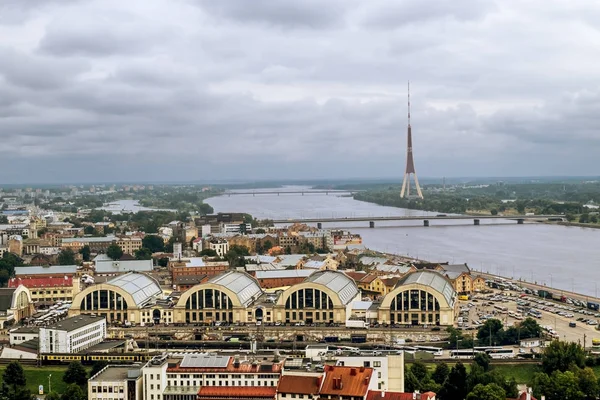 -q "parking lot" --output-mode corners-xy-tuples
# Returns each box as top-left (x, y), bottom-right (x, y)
(456, 287), (600, 347)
